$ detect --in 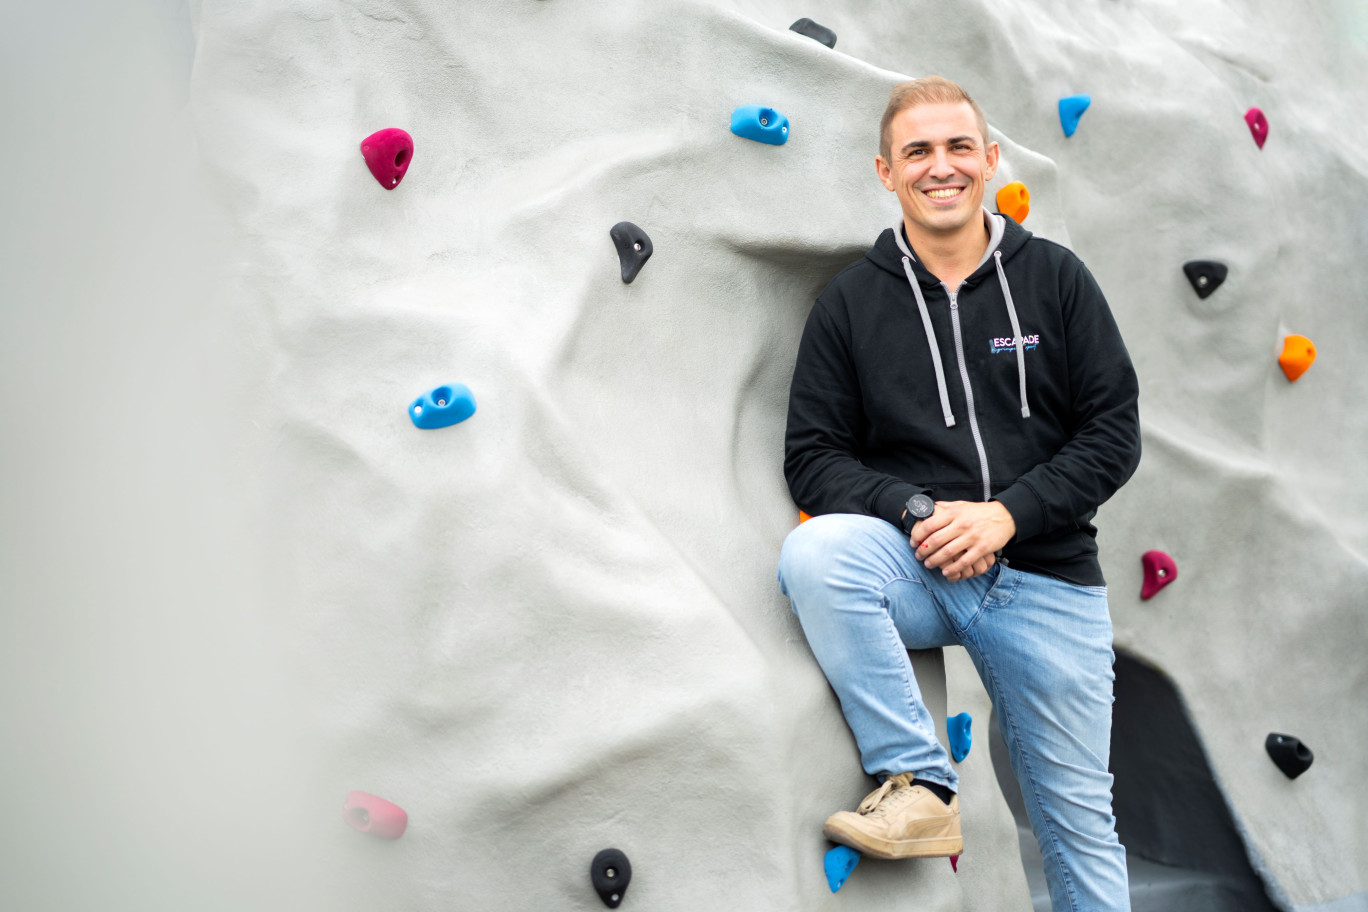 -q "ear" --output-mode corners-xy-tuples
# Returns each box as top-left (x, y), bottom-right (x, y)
(876, 154), (895, 192)
(983, 141), (1000, 181)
